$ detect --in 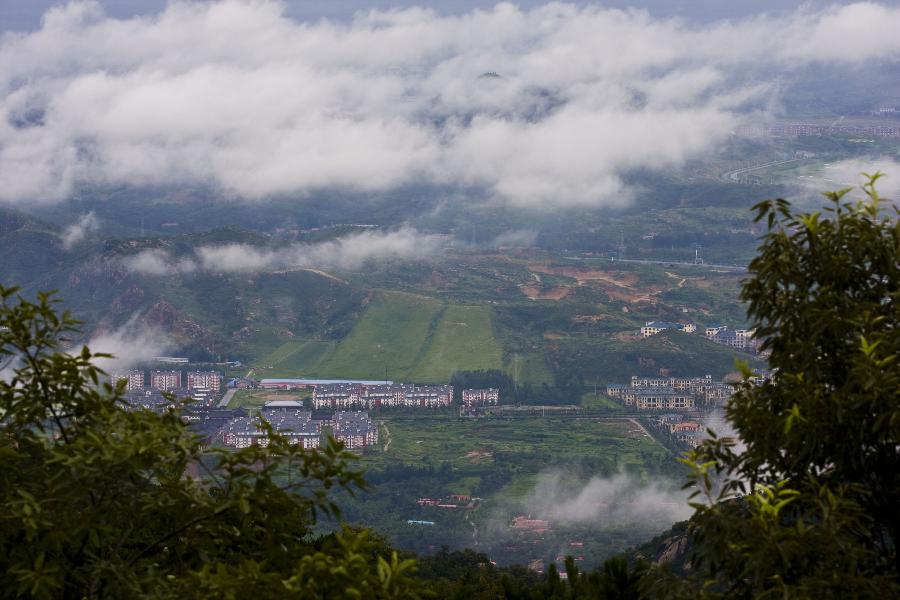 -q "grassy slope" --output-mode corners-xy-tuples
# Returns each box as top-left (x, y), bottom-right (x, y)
(312, 291), (444, 380)
(408, 305), (504, 382)
(257, 293), (506, 383)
